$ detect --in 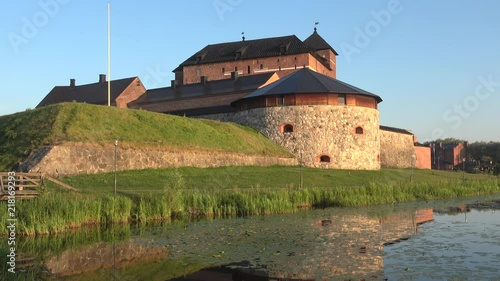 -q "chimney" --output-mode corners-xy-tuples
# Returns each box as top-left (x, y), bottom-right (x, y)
(200, 76), (208, 84)
(70, 79), (76, 87)
(171, 80), (178, 89)
(99, 74), (106, 84)
(231, 71), (238, 81)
